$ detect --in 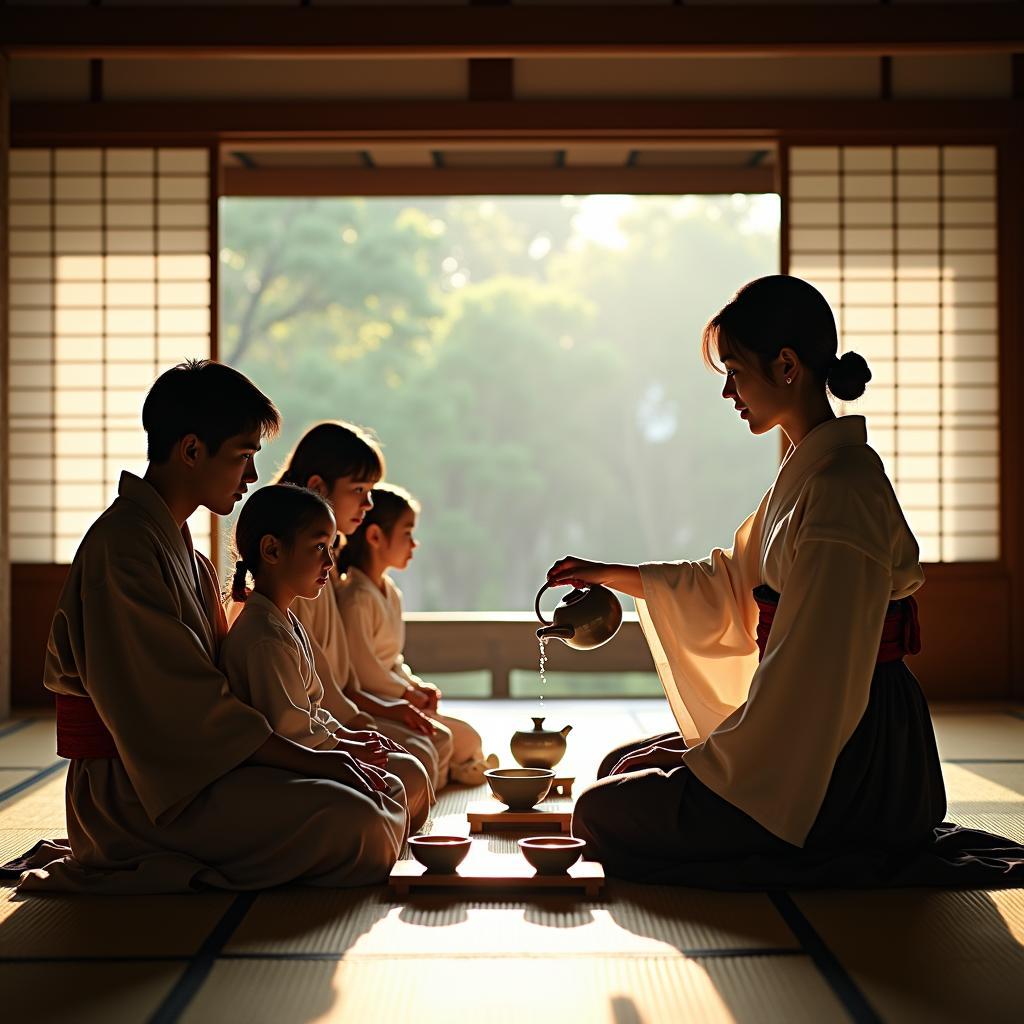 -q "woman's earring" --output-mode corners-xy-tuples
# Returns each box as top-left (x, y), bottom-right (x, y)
(785, 377), (792, 385)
